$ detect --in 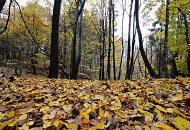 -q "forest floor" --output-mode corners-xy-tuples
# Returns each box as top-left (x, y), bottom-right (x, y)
(0, 76), (190, 130)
